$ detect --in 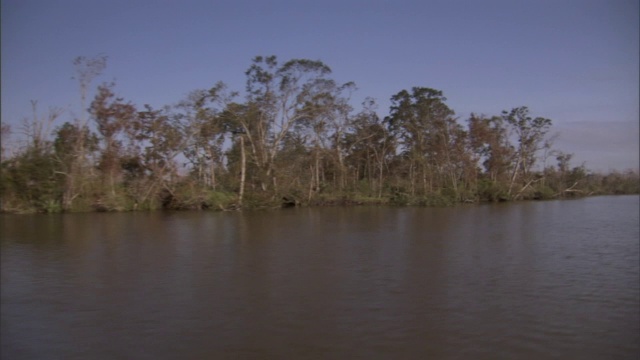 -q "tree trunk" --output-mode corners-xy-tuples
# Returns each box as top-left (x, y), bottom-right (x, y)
(238, 135), (246, 208)
(378, 162), (384, 198)
(508, 156), (521, 197)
